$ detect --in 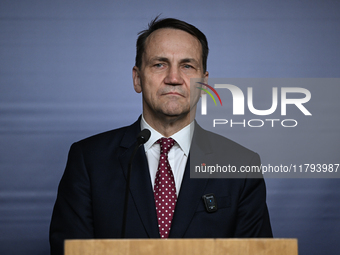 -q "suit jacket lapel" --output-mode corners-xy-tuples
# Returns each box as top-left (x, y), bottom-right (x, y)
(169, 123), (212, 238)
(118, 118), (160, 238)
